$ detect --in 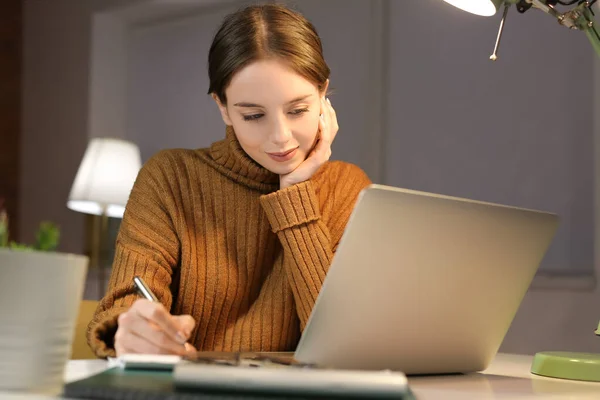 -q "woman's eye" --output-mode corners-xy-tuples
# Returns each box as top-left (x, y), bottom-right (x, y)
(289, 108), (309, 116)
(243, 114), (264, 121)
